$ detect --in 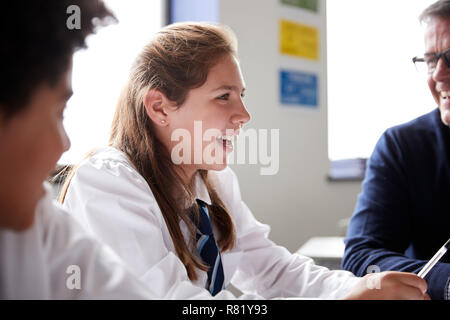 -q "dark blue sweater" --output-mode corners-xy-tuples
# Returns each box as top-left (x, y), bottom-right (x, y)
(342, 108), (450, 300)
